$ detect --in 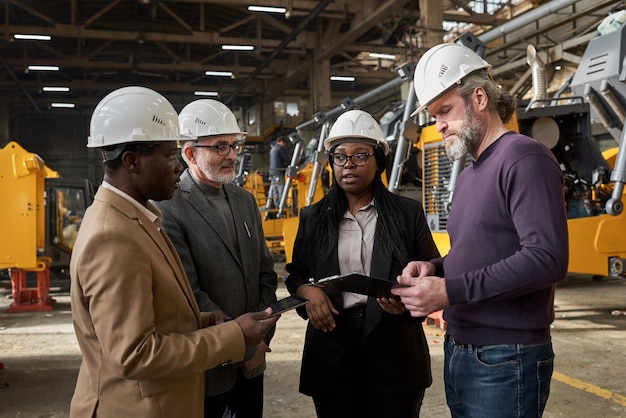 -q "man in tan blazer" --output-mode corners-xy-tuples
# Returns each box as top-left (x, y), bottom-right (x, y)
(70, 86), (278, 418)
